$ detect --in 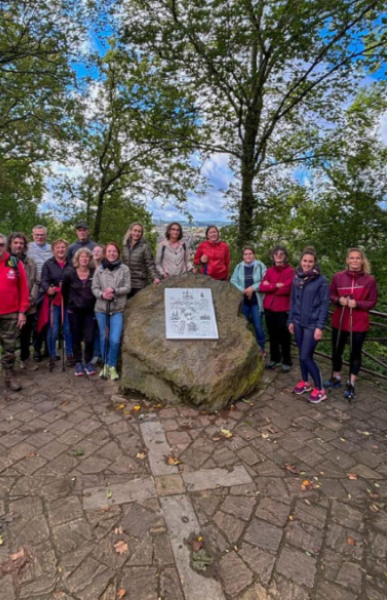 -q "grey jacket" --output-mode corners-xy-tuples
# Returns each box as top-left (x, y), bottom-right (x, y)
(22, 255), (40, 315)
(122, 237), (158, 289)
(27, 242), (53, 279)
(92, 262), (131, 314)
